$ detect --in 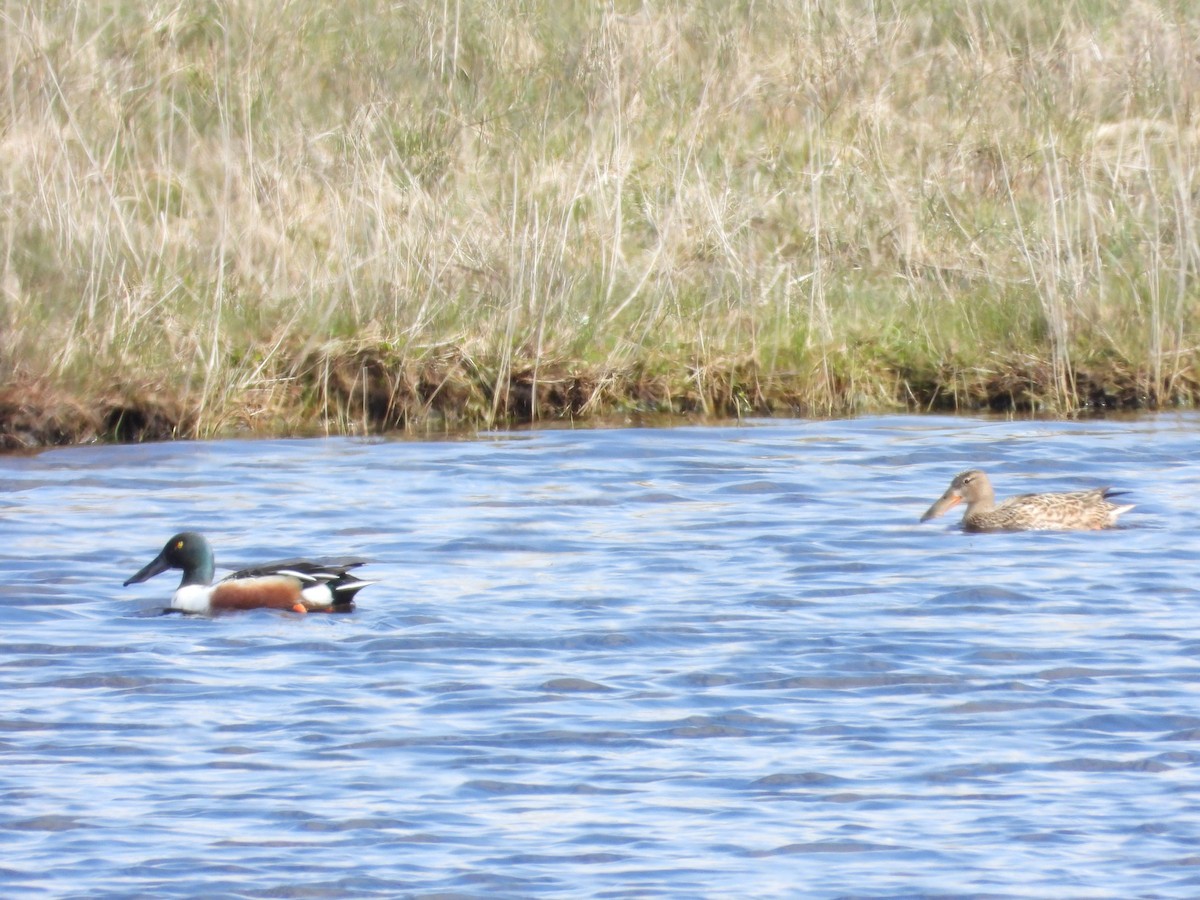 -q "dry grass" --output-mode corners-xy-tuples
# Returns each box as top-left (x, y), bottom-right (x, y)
(1, 0), (1198, 444)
